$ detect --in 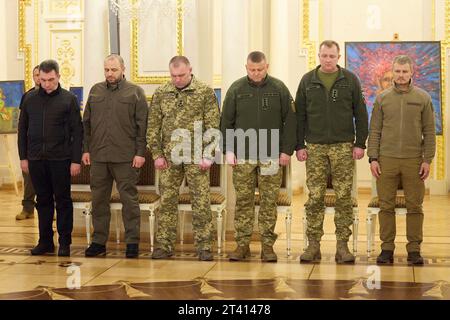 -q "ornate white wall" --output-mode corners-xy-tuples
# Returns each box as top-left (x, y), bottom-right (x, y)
(1, 0), (449, 198)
